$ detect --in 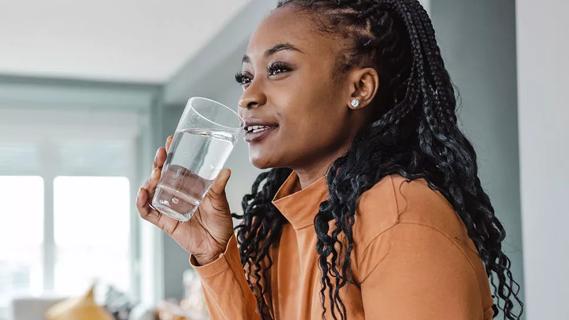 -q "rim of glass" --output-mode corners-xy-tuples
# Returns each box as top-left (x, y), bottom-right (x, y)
(188, 96), (244, 131)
